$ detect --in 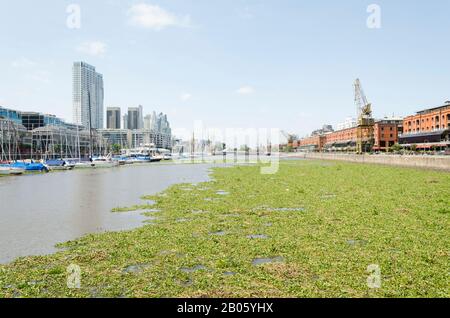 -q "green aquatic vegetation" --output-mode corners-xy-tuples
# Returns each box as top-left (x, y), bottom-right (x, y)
(111, 204), (154, 213)
(0, 160), (449, 298)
